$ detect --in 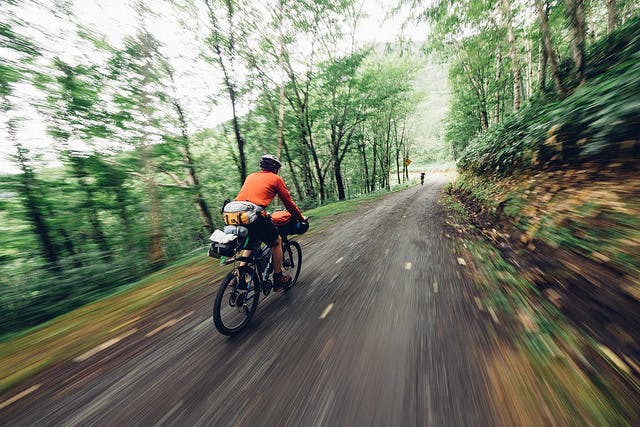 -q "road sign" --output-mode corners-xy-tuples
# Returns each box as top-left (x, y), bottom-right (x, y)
(403, 158), (411, 166)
